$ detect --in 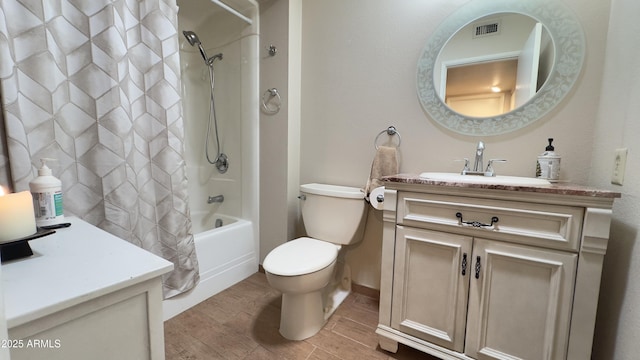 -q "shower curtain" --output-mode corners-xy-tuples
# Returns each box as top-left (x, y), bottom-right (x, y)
(0, 0), (199, 298)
